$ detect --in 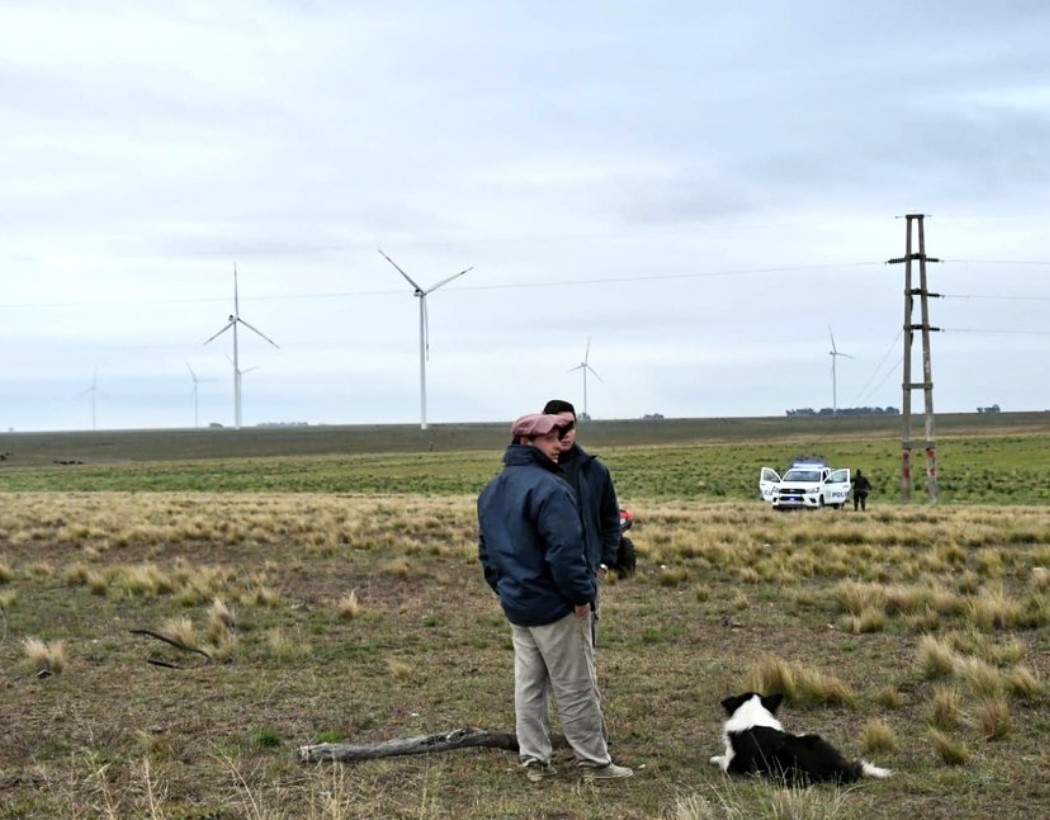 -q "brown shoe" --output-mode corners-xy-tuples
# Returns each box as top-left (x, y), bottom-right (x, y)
(525, 762), (557, 783)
